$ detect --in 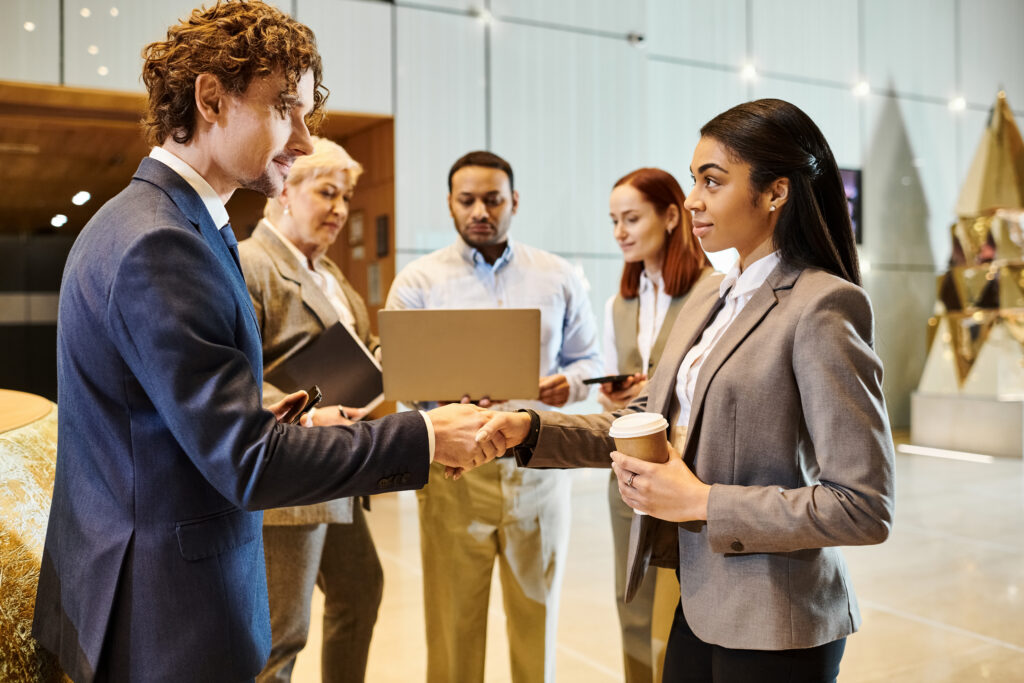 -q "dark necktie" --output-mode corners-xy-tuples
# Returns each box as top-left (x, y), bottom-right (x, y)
(219, 223), (242, 274)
